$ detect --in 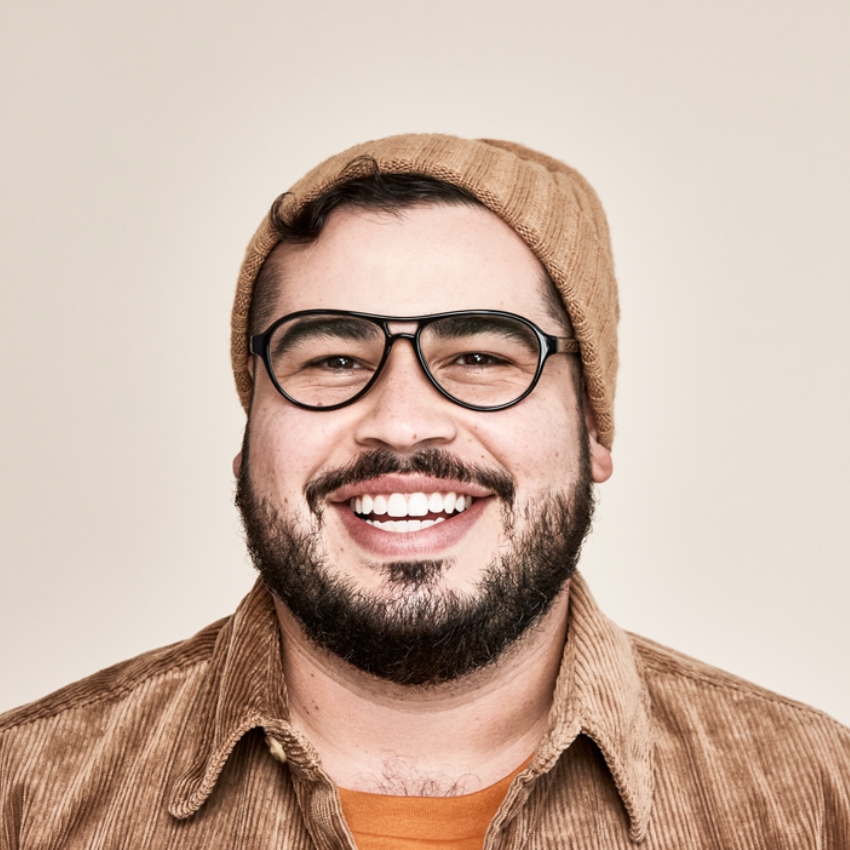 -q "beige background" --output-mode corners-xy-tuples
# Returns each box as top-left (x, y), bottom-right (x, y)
(1, 0), (848, 725)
